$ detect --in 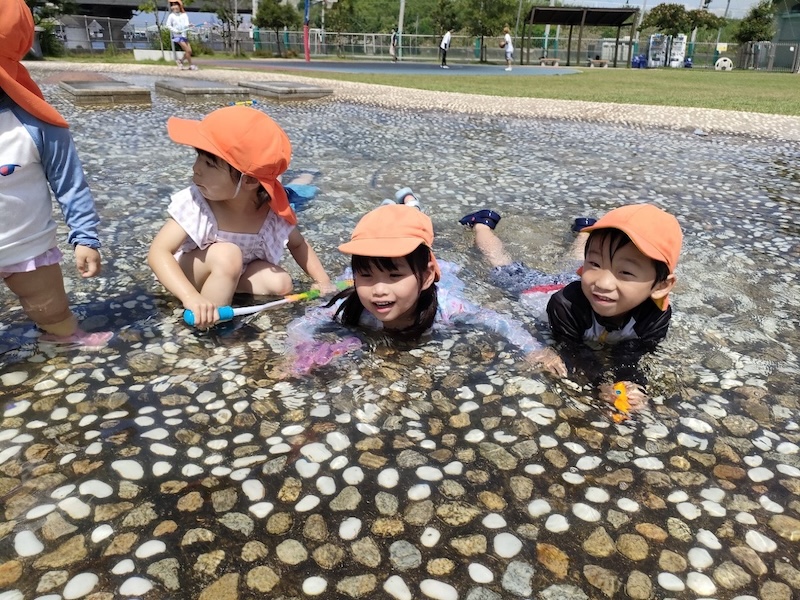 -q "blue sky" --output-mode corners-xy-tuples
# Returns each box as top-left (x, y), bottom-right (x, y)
(127, 1), (766, 26)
